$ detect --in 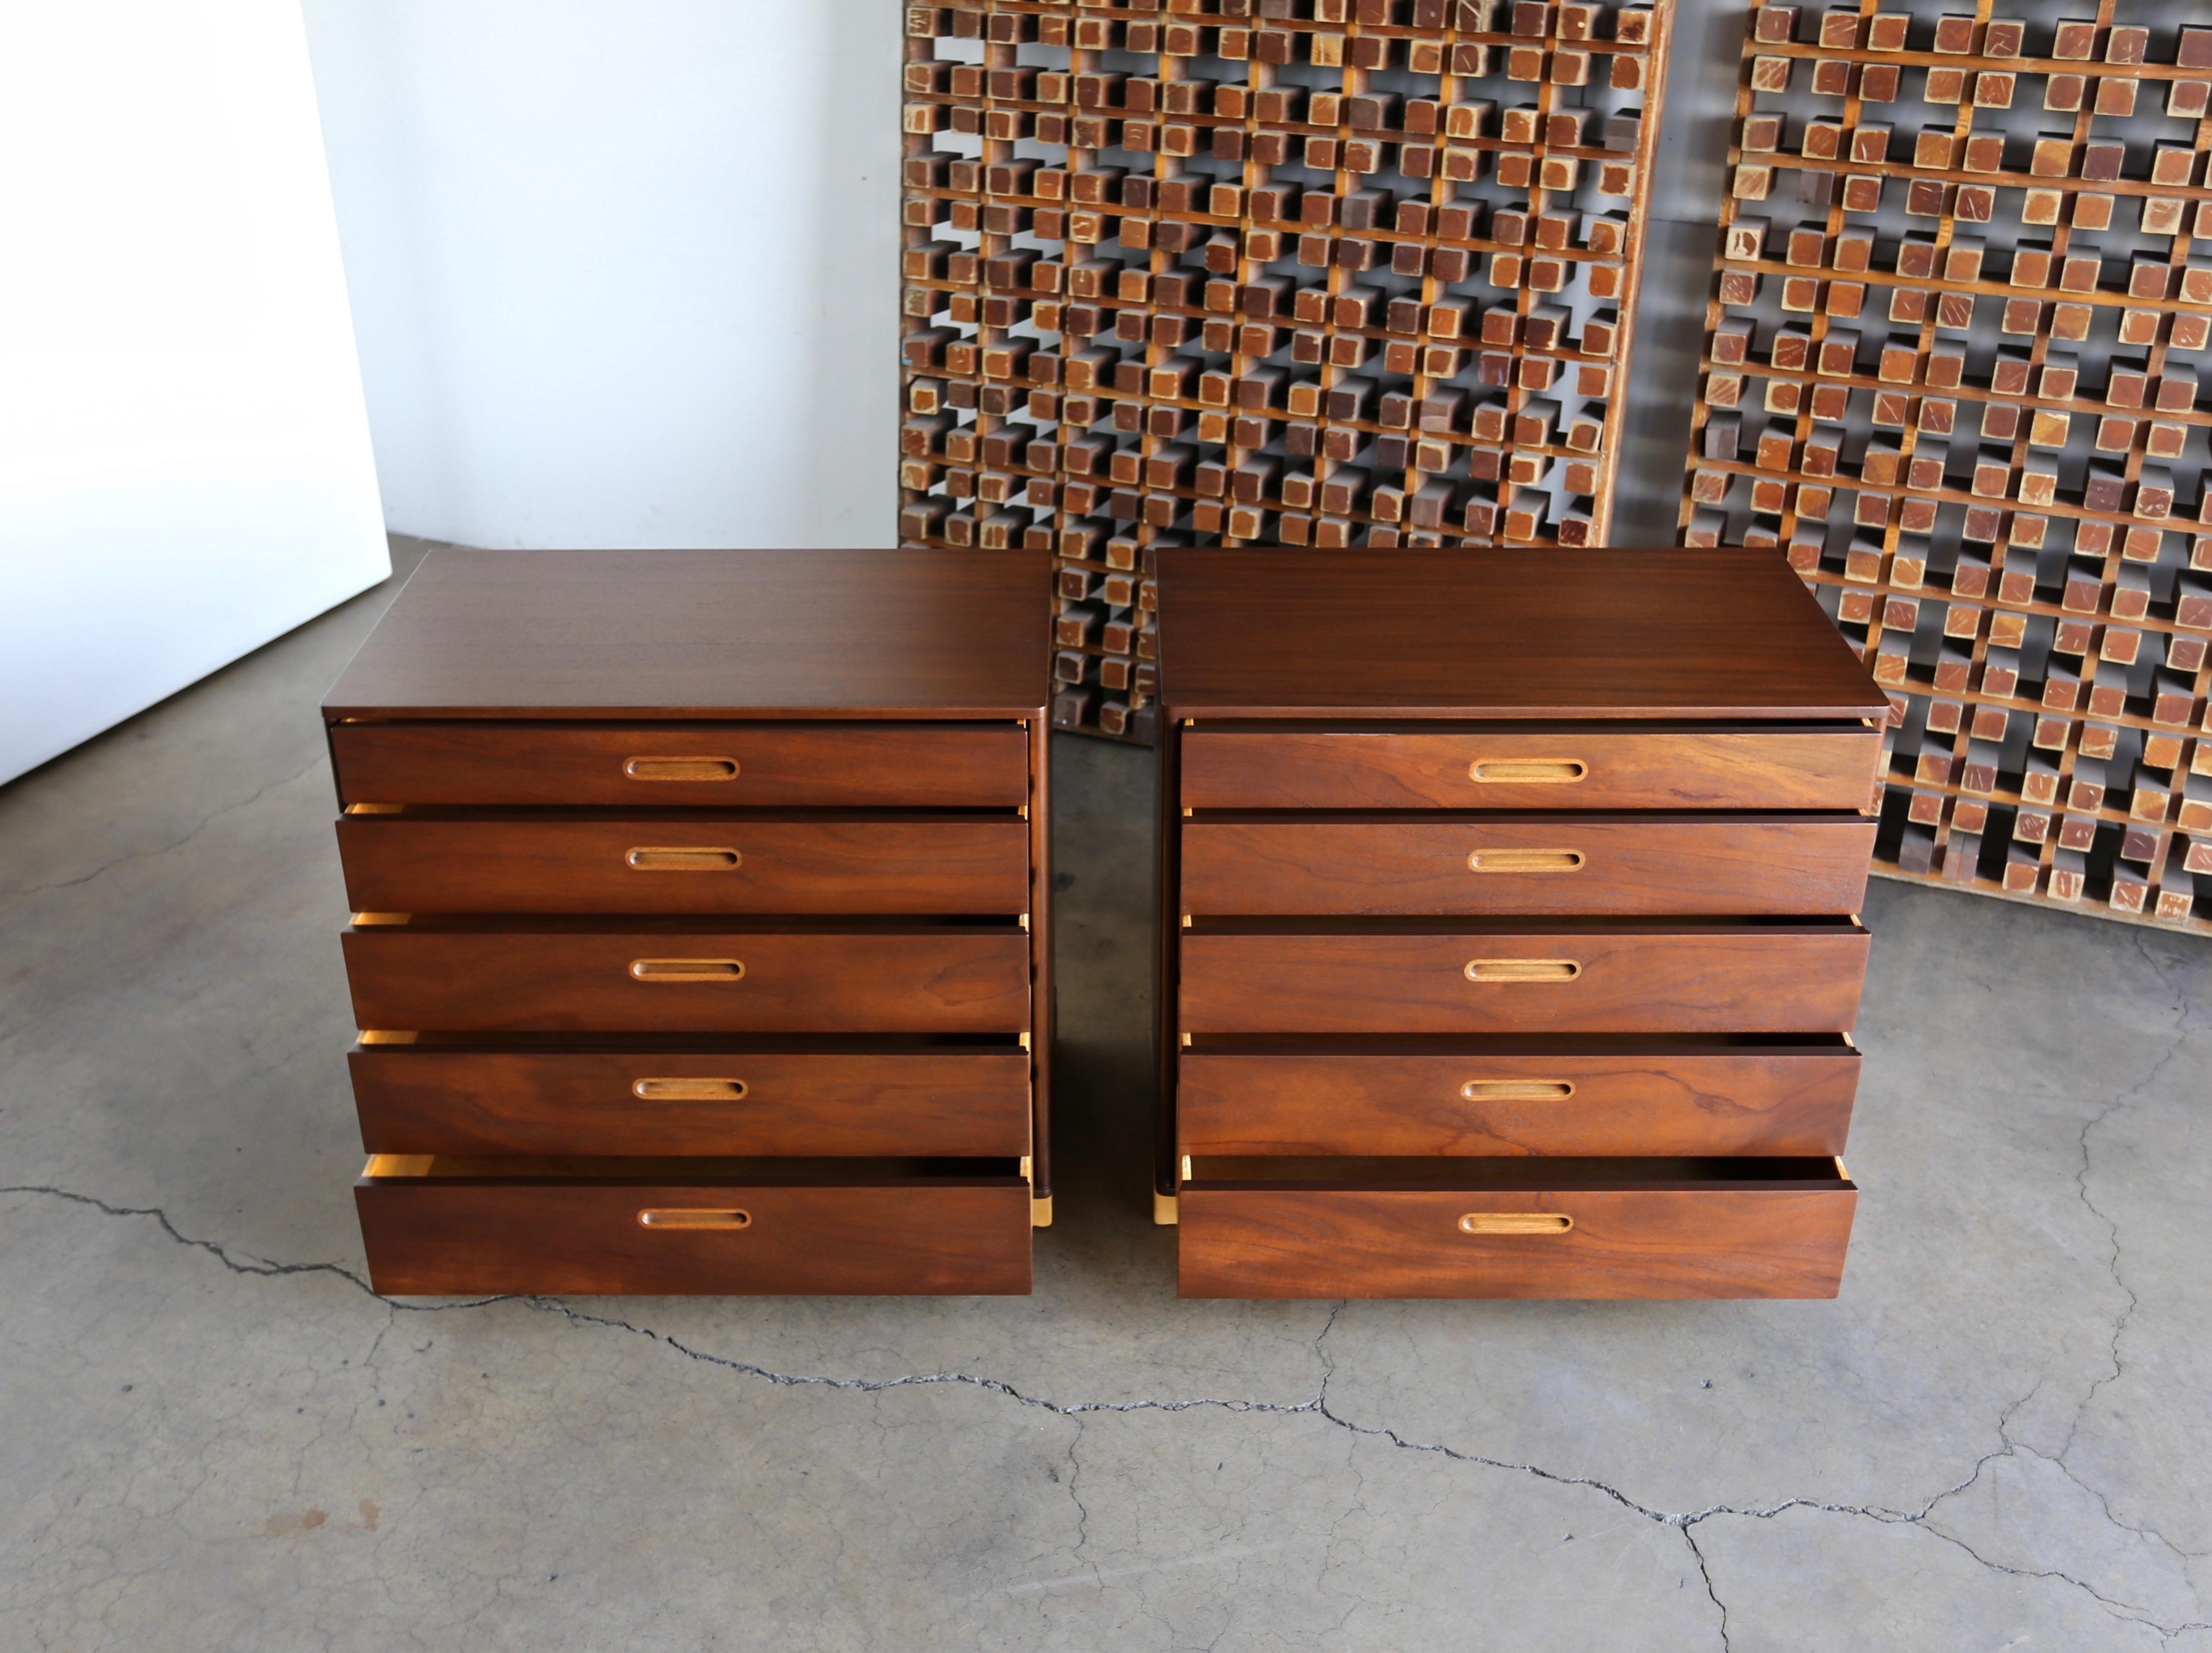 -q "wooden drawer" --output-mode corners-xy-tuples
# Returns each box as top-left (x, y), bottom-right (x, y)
(1178, 919), (1869, 1034)
(356, 1156), (1031, 1294)
(349, 1040), (1031, 1156)
(343, 919), (1031, 1033)
(1177, 1037), (1857, 1157)
(1177, 1157), (1856, 1298)
(331, 721), (1029, 808)
(1180, 725), (1880, 811)
(1180, 814), (1874, 916)
(337, 814), (1030, 915)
